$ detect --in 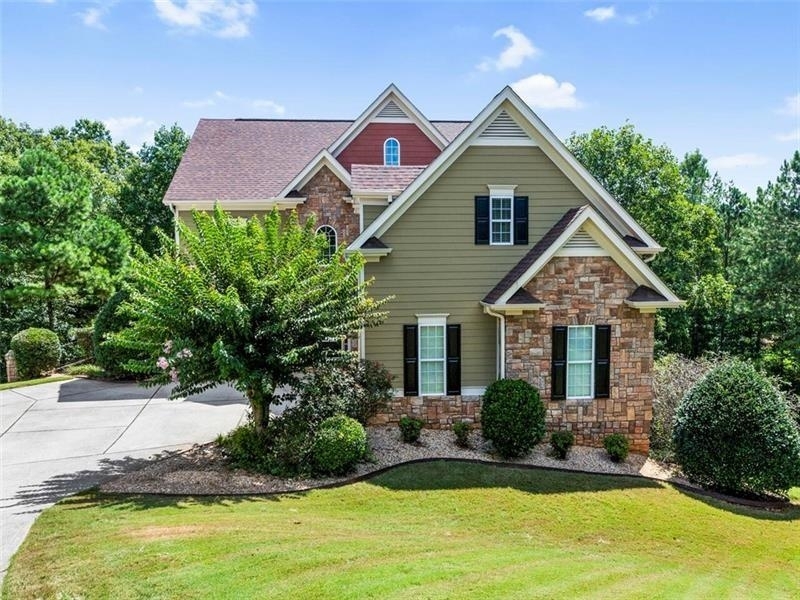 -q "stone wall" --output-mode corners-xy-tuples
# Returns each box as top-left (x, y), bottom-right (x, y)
(505, 256), (654, 453)
(369, 395), (481, 429)
(296, 166), (360, 246)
